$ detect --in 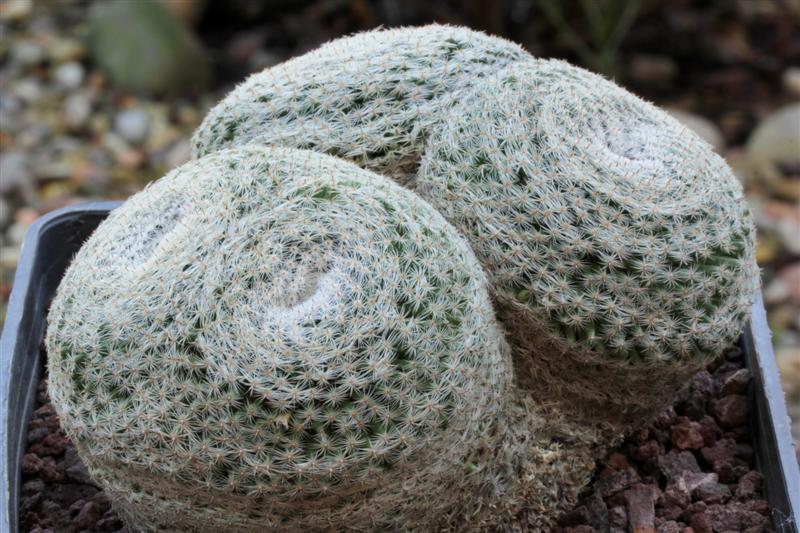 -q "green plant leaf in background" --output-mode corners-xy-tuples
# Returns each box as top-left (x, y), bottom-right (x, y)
(89, 0), (211, 95)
